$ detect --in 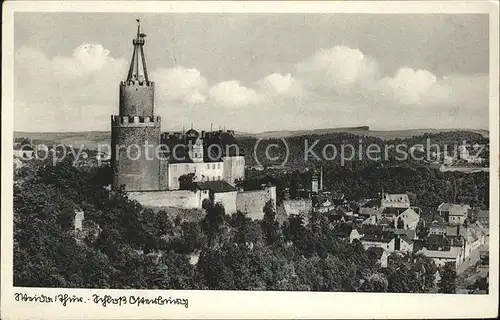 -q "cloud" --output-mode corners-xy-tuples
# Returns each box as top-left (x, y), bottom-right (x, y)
(14, 42), (488, 133)
(52, 44), (124, 78)
(208, 80), (261, 107)
(296, 46), (379, 92)
(151, 66), (208, 105)
(14, 44), (127, 131)
(378, 68), (452, 106)
(257, 73), (298, 96)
